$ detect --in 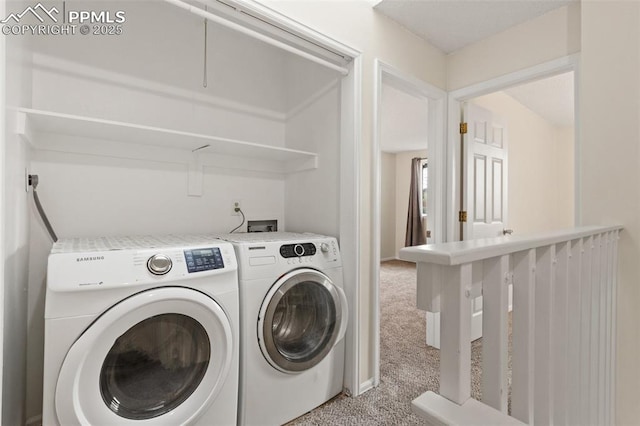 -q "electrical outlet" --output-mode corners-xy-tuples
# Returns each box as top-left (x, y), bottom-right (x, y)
(231, 200), (242, 216)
